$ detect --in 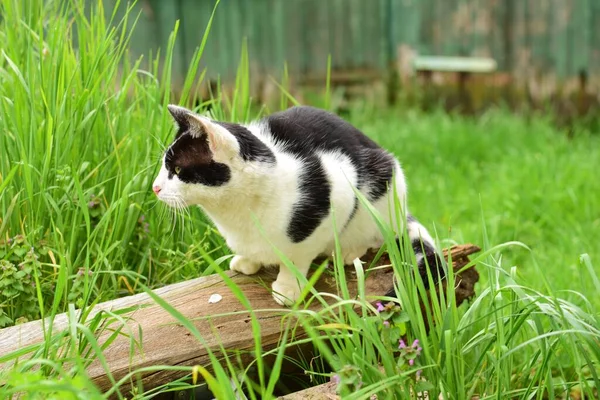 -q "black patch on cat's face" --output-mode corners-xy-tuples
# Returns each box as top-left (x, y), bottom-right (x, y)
(216, 122), (276, 163)
(287, 157), (331, 243)
(165, 133), (231, 186)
